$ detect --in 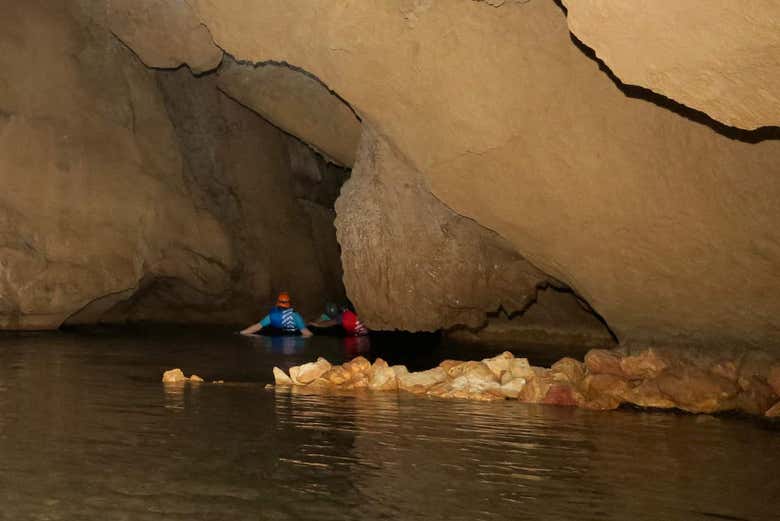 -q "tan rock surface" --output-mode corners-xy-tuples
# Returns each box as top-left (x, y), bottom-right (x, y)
(290, 358), (332, 386)
(108, 0), (223, 74)
(561, 0), (780, 129)
(217, 60), (361, 166)
(162, 368), (186, 384)
(181, 0), (780, 349)
(0, 1), (234, 330)
(335, 129), (548, 331)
